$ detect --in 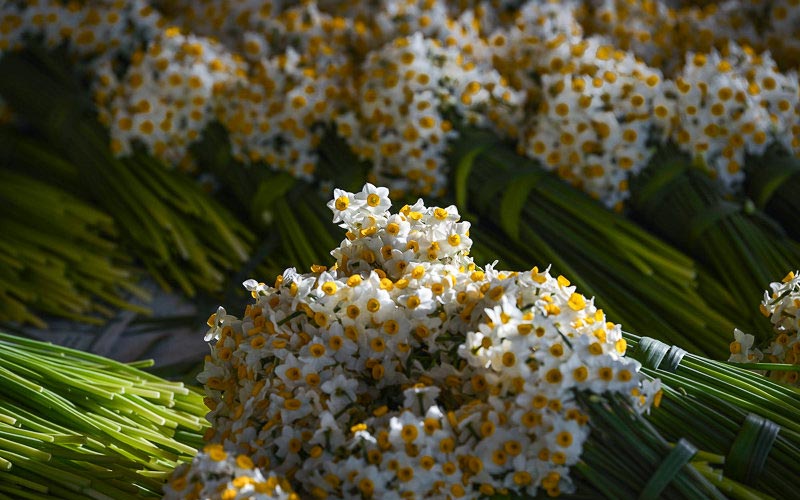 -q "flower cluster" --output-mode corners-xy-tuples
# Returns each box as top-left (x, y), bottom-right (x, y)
(0, 0), (161, 61)
(215, 46), (341, 178)
(489, 0), (584, 93)
(730, 271), (800, 386)
(165, 444), (298, 500)
(515, 26), (667, 209)
(0, 0), (203, 164)
(579, 0), (686, 75)
(163, 1), (357, 176)
(501, 1), (800, 204)
(166, 184), (658, 499)
(666, 43), (800, 191)
(94, 27), (244, 165)
(467, 2), (666, 208)
(340, 32), (523, 196)
(487, 4), (659, 208)
(581, 1), (800, 76)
